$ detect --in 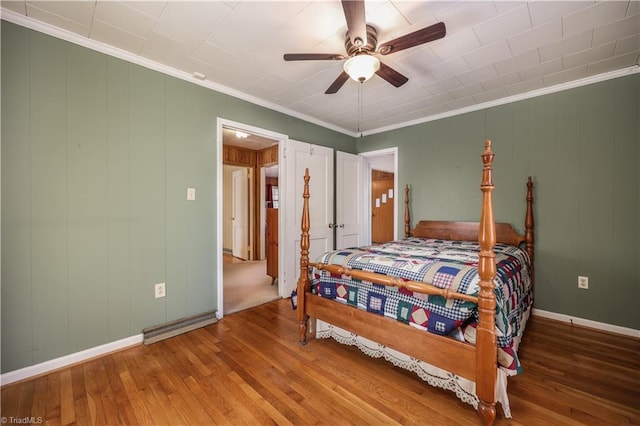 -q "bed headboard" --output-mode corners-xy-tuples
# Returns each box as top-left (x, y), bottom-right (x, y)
(404, 175), (534, 283)
(411, 220), (525, 247)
